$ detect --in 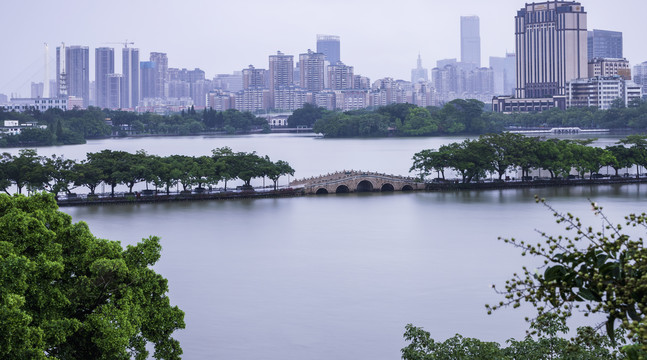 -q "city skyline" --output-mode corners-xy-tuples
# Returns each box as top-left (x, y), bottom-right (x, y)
(1, 0), (644, 98)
